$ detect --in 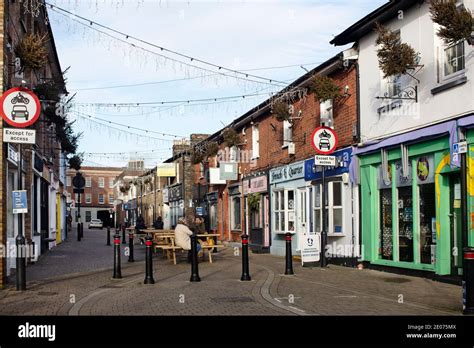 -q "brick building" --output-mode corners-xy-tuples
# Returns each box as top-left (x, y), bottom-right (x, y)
(1, 2), (71, 286)
(192, 52), (360, 262)
(66, 167), (123, 227)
